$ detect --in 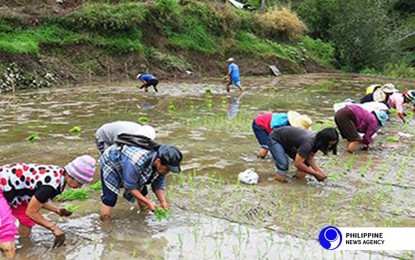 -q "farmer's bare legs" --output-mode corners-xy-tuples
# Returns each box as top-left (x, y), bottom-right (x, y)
(258, 148), (268, 159)
(100, 204), (113, 224)
(18, 226), (32, 237)
(0, 241), (16, 258)
(347, 141), (361, 153)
